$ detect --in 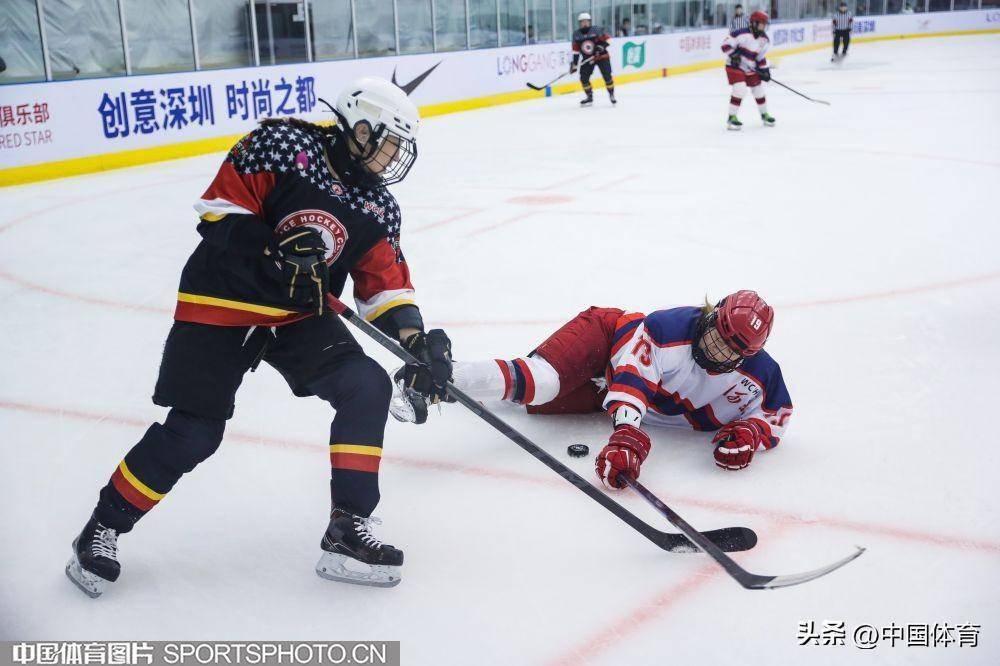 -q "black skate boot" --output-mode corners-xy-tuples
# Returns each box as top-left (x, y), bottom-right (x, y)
(580, 91), (593, 107)
(608, 89), (617, 105)
(316, 508), (403, 587)
(65, 514), (120, 598)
